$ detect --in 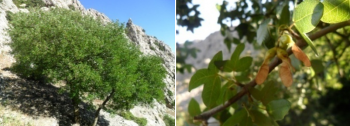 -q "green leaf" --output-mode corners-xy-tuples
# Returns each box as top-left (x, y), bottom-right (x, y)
(264, 35), (276, 49)
(293, 0), (322, 55)
(250, 87), (263, 101)
(189, 69), (217, 91)
(224, 37), (232, 51)
(260, 81), (279, 105)
(208, 51), (223, 73)
(233, 38), (241, 44)
(293, 0), (324, 33)
(266, 99), (291, 120)
(240, 110), (254, 126)
(231, 43), (245, 62)
(202, 75), (221, 107)
(223, 60), (234, 72)
(234, 56), (253, 72)
(235, 70), (251, 82)
(216, 3), (221, 11)
(214, 60), (228, 71)
(221, 24), (227, 36)
(250, 110), (273, 126)
(188, 98), (201, 116)
(214, 109), (232, 124)
(299, 32), (319, 56)
(217, 81), (236, 105)
(222, 109), (246, 126)
(257, 18), (271, 45)
(279, 4), (290, 25)
(224, 43), (245, 71)
(311, 59), (324, 74)
(321, 0), (350, 23)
